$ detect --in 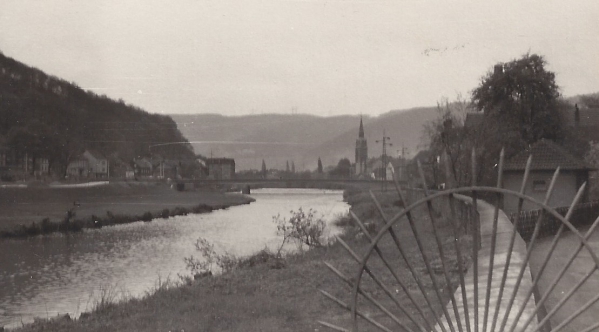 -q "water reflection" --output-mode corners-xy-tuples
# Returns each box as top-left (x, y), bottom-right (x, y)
(0, 188), (348, 328)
